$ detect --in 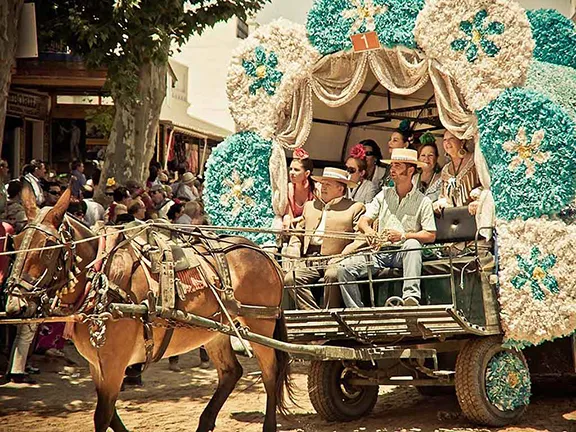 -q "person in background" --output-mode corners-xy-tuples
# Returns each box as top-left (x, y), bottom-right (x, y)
(5, 179), (36, 384)
(70, 160), (86, 199)
(67, 201), (87, 222)
(128, 198), (146, 221)
(416, 133), (443, 201)
(87, 167), (101, 188)
(4, 180), (27, 234)
(378, 120), (414, 188)
(149, 184), (174, 219)
(184, 200), (208, 225)
(173, 172), (198, 202)
(126, 180), (155, 220)
(282, 148), (315, 230)
(22, 159), (46, 206)
(345, 144), (379, 204)
(361, 139), (387, 190)
(167, 202), (191, 224)
(0, 159), (10, 218)
(435, 130), (481, 215)
(106, 186), (131, 224)
(82, 185), (105, 227)
(43, 182), (63, 207)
